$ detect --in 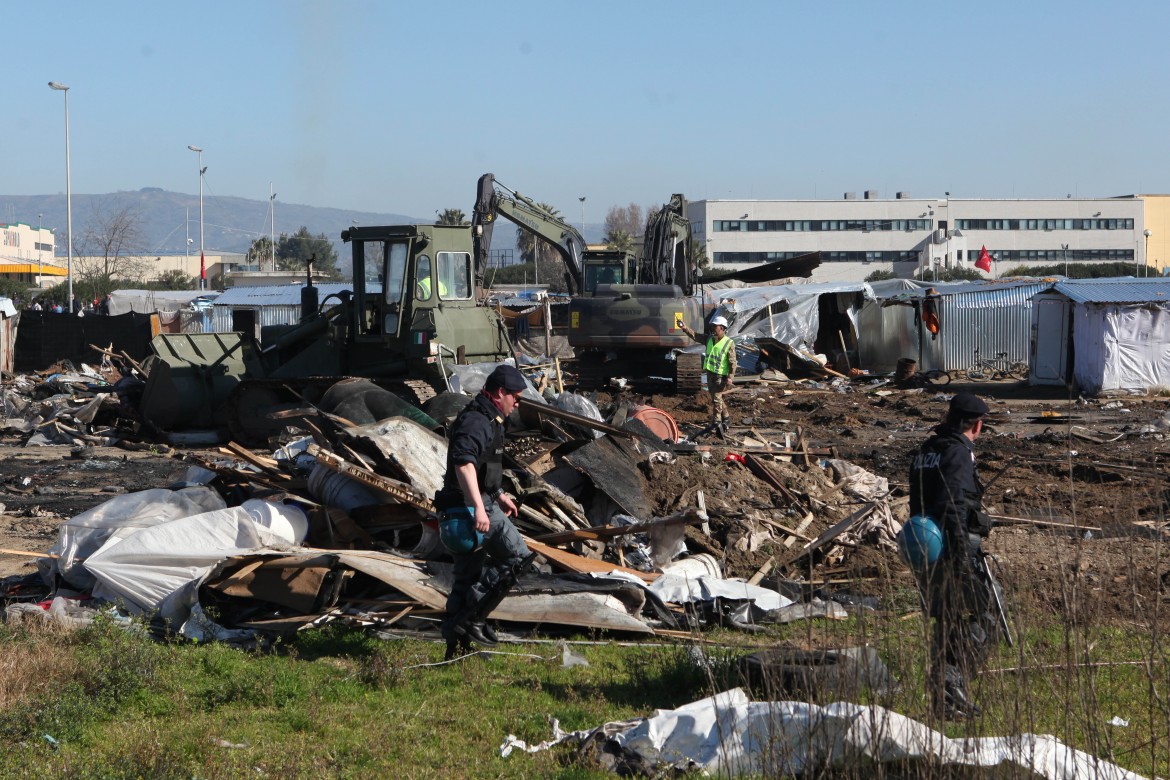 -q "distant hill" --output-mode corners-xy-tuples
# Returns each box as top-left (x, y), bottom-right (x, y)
(0, 189), (424, 255)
